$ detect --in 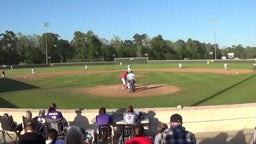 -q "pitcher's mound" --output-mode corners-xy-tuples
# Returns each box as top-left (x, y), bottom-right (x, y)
(76, 84), (180, 97)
